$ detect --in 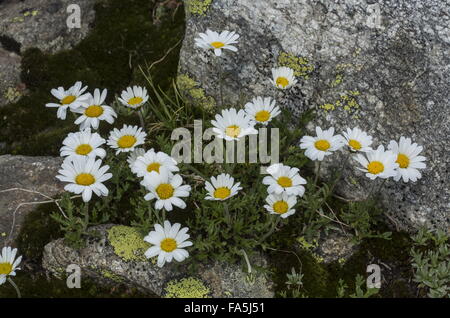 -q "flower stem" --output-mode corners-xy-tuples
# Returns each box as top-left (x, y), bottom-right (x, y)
(138, 108), (146, 131)
(258, 217), (280, 245)
(223, 201), (231, 224)
(217, 58), (224, 108)
(314, 161), (322, 187)
(83, 202), (89, 232)
(8, 278), (21, 298)
(162, 209), (166, 223)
